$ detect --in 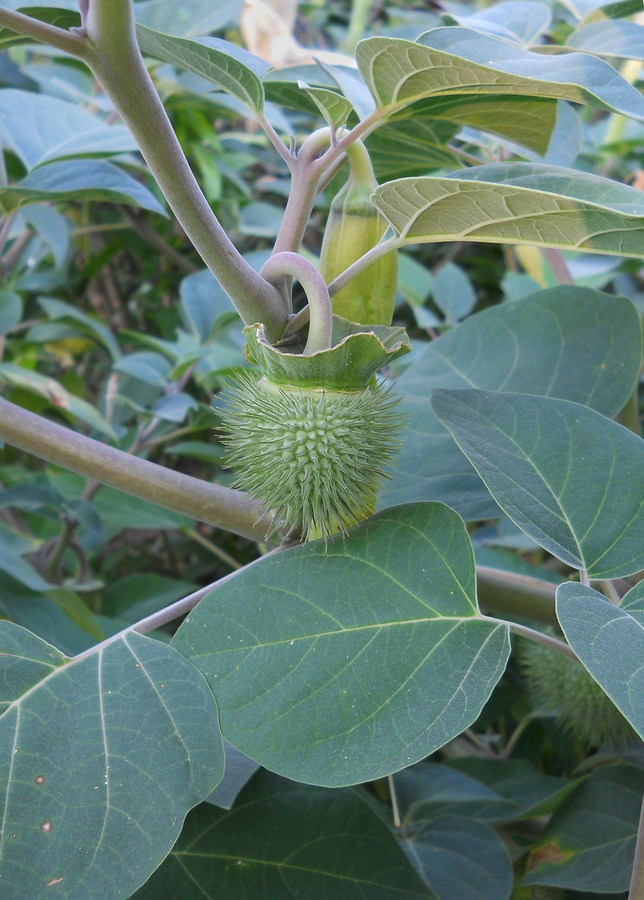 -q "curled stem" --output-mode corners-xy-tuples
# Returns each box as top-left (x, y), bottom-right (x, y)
(260, 251), (333, 353)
